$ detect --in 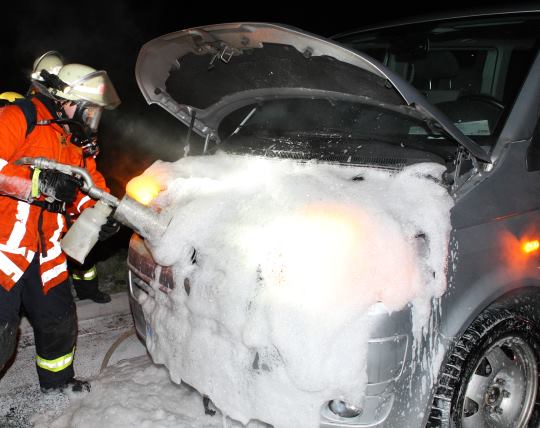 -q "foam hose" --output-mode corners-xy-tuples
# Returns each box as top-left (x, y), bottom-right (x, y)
(99, 327), (136, 373)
